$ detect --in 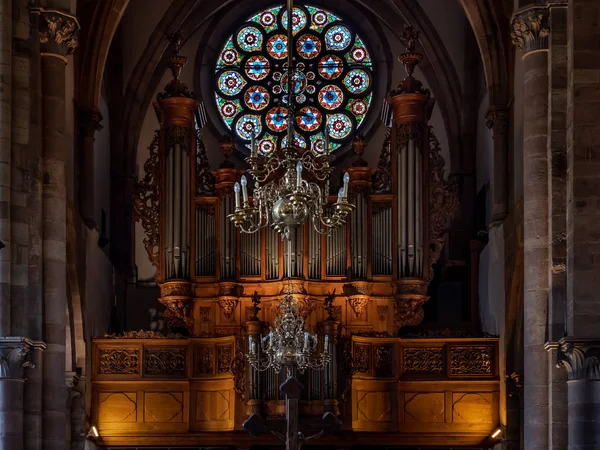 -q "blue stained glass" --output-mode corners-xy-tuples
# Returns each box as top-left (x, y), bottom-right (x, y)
(216, 93), (242, 128)
(281, 132), (308, 149)
(236, 115), (262, 140)
(325, 25), (351, 51)
(250, 6), (281, 33)
(218, 71), (246, 96)
(282, 7), (307, 35)
(327, 113), (352, 139)
(237, 26), (263, 51)
(343, 69), (370, 94)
